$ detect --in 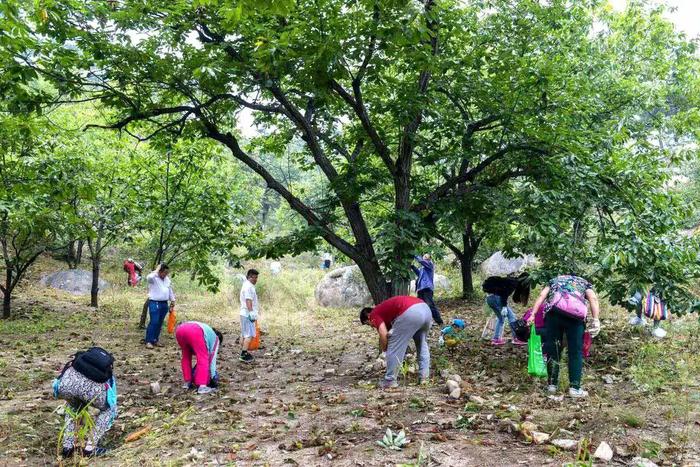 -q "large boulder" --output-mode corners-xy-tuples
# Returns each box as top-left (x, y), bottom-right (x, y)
(41, 269), (109, 295)
(410, 274), (451, 293)
(479, 251), (537, 277)
(315, 266), (373, 308)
